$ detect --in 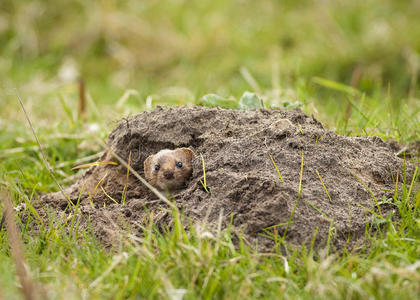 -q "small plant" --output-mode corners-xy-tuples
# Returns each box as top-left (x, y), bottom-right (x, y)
(71, 161), (118, 170)
(282, 100), (302, 109)
(121, 151), (132, 205)
(200, 91), (263, 110)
